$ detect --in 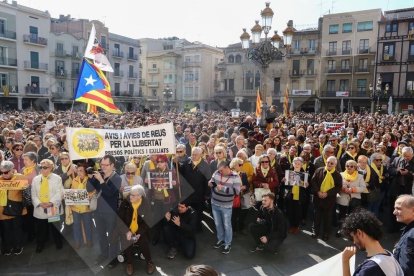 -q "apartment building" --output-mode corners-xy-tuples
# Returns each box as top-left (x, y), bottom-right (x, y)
(140, 38), (223, 111)
(287, 26), (321, 112)
(320, 9), (382, 113)
(215, 42), (287, 112)
(375, 7), (414, 114)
